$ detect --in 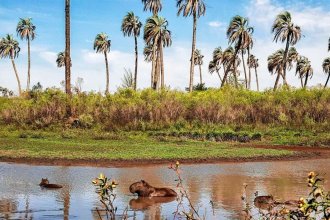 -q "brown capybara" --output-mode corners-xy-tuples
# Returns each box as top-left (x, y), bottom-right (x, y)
(39, 178), (63, 189)
(129, 197), (176, 210)
(129, 180), (177, 197)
